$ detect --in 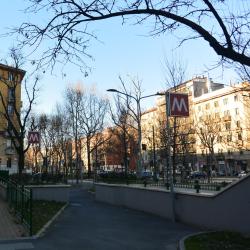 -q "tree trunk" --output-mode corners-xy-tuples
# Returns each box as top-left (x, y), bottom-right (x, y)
(87, 138), (91, 178)
(123, 130), (128, 178)
(18, 150), (25, 176)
